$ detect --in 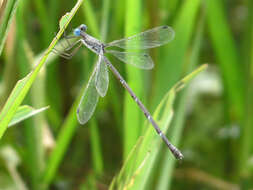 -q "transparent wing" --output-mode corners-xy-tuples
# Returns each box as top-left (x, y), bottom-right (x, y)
(77, 69), (99, 125)
(95, 55), (109, 97)
(106, 26), (175, 50)
(107, 50), (154, 70)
